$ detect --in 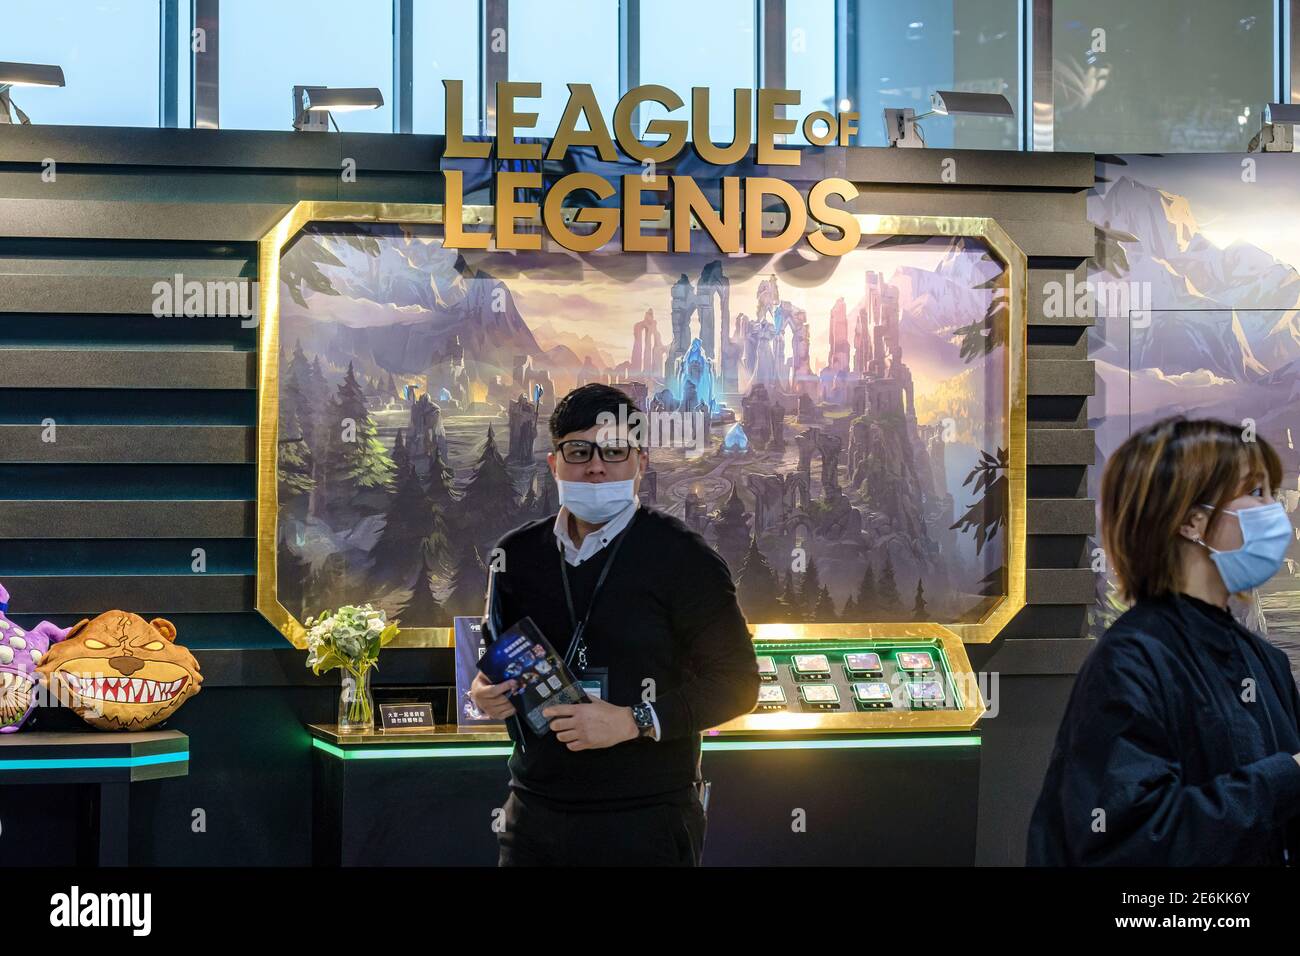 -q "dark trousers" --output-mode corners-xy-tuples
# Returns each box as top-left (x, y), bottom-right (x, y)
(497, 788), (707, 866)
